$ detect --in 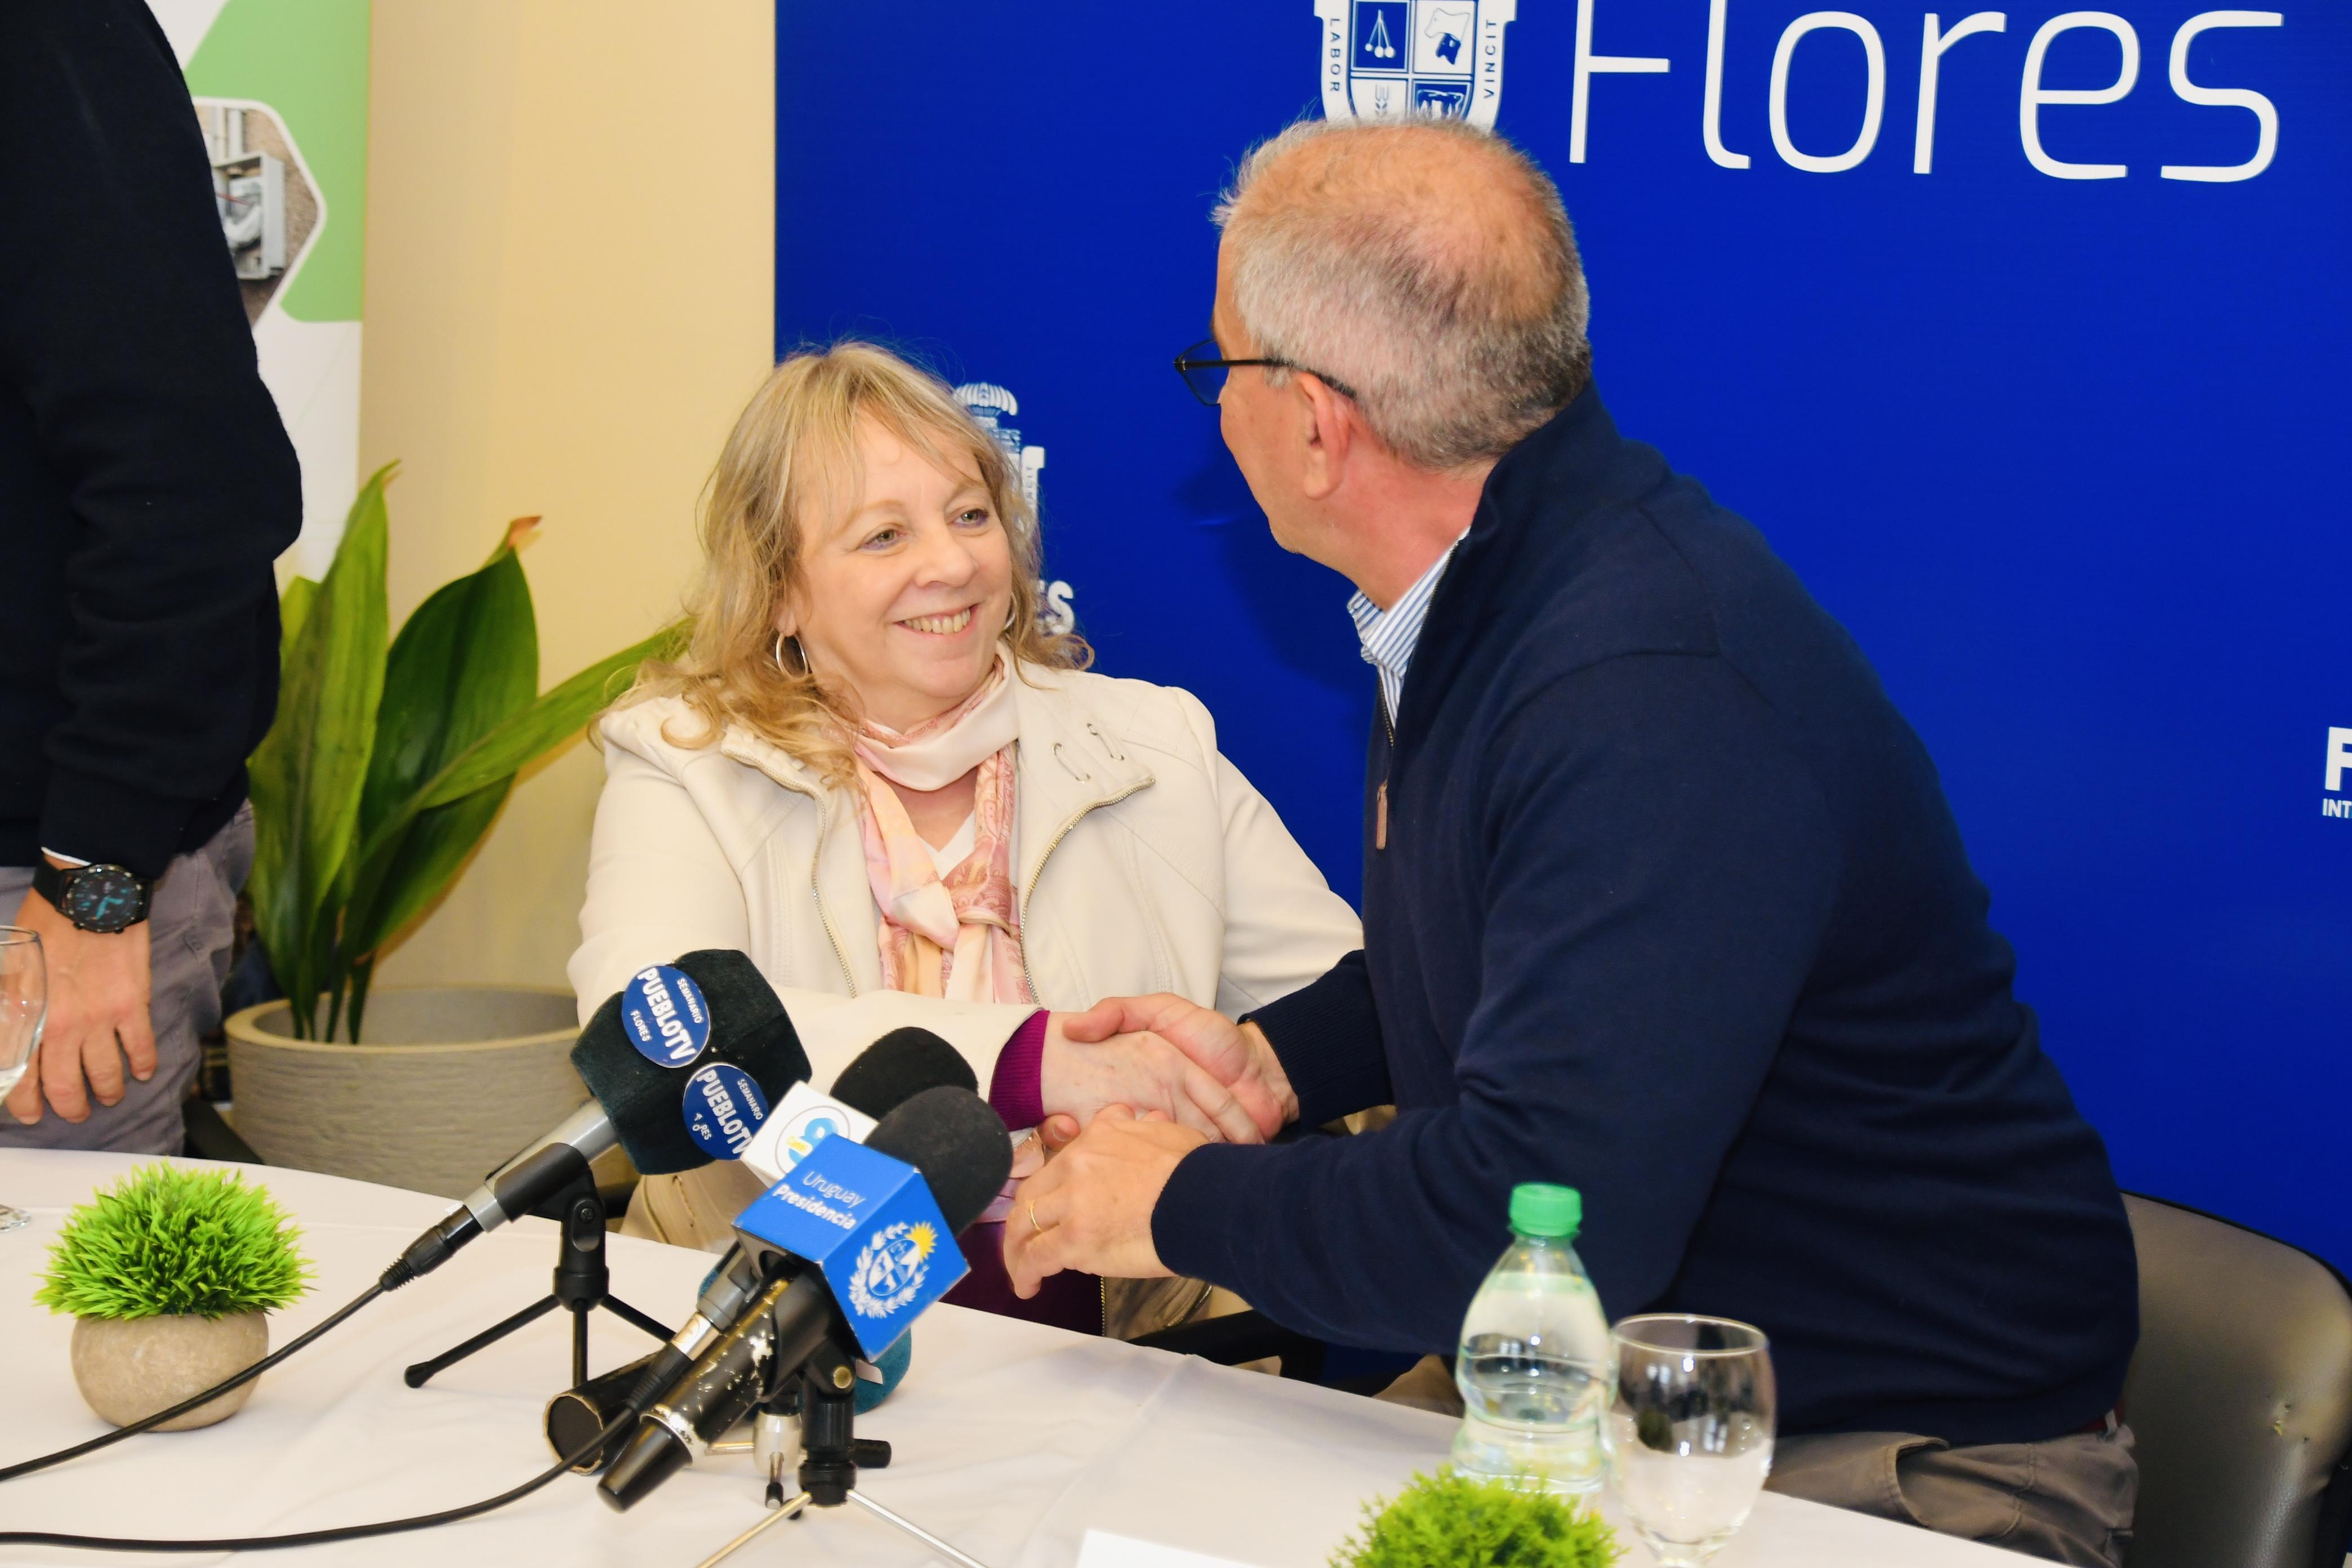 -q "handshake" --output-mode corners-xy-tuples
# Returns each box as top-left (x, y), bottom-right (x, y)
(1035, 994), (1298, 1150)
(1006, 994), (1304, 1298)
